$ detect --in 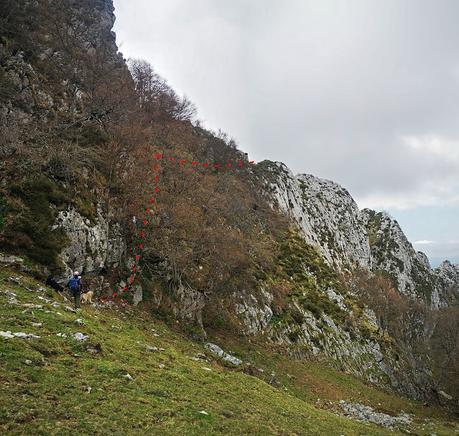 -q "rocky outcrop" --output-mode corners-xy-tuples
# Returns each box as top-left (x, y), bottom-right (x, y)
(53, 206), (124, 277)
(257, 161), (371, 270)
(362, 209), (441, 305)
(0, 0), (129, 161)
(232, 279), (431, 399)
(339, 401), (412, 428)
(257, 160), (458, 308)
(205, 343), (242, 366)
(435, 261), (459, 306)
(234, 289), (273, 335)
